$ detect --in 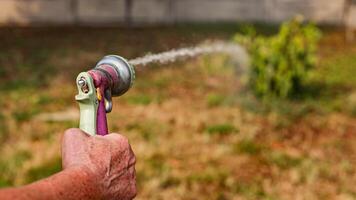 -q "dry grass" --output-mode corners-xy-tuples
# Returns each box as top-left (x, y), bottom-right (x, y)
(0, 25), (355, 200)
